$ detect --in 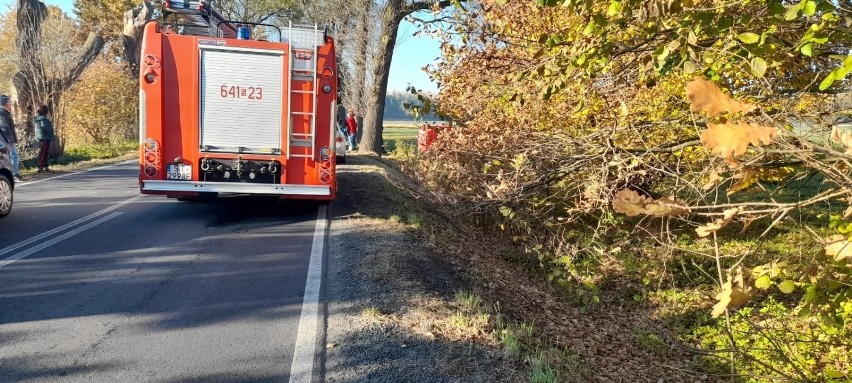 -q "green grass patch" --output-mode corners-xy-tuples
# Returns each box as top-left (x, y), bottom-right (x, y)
(20, 141), (136, 174)
(383, 125), (418, 153)
(446, 289), (591, 382)
(454, 290), (484, 312)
